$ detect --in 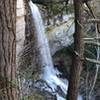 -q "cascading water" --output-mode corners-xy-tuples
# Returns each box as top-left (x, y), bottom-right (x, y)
(29, 0), (55, 77)
(29, 1), (82, 100)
